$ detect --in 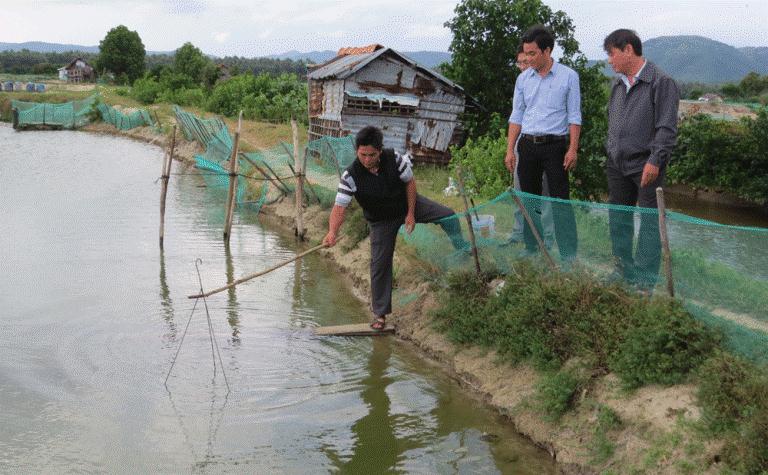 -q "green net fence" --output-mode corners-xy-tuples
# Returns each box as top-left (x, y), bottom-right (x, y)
(173, 106), (268, 215)
(97, 103), (155, 130)
(398, 189), (768, 363)
(12, 94), (97, 129)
